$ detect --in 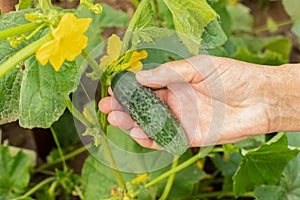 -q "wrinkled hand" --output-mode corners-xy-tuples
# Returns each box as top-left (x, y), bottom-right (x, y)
(99, 55), (284, 149)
